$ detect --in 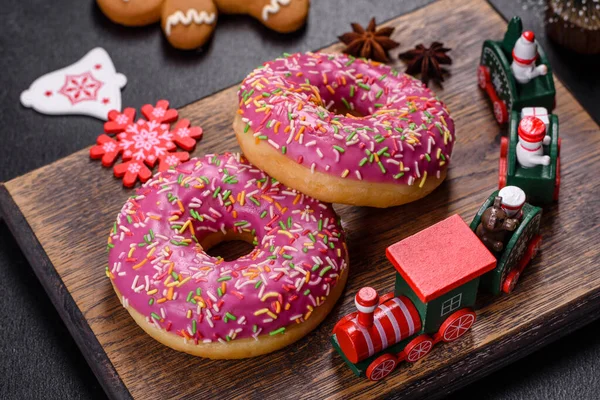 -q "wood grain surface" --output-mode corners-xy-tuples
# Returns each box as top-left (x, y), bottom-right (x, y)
(2, 0), (600, 398)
